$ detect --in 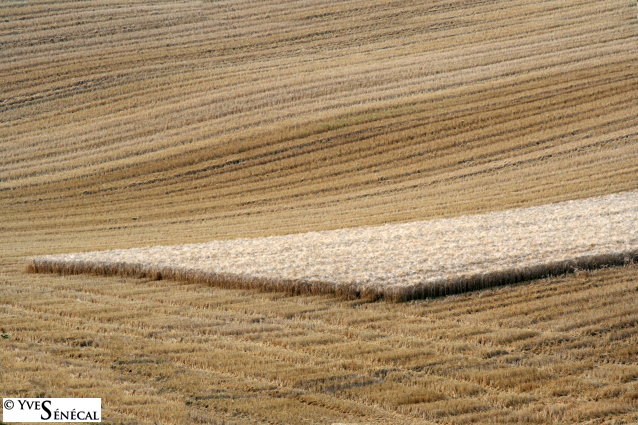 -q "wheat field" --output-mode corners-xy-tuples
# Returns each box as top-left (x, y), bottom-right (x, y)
(2, 0), (638, 423)
(28, 191), (638, 301)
